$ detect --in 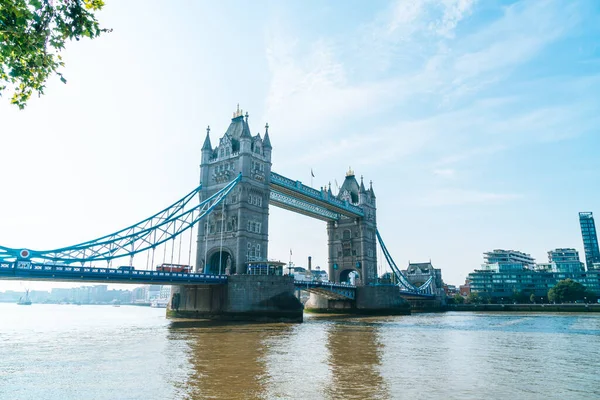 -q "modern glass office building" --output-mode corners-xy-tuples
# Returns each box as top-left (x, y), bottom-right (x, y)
(579, 212), (600, 270)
